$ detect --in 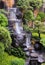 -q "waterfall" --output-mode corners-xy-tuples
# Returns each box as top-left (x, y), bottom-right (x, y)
(8, 7), (24, 40)
(15, 22), (21, 34)
(26, 33), (31, 48)
(15, 21), (24, 40)
(8, 8), (17, 21)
